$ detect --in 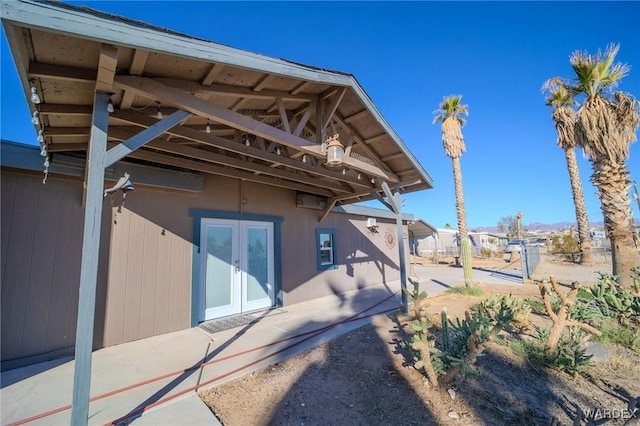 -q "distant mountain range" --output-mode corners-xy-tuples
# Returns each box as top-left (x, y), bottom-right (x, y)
(474, 220), (640, 234)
